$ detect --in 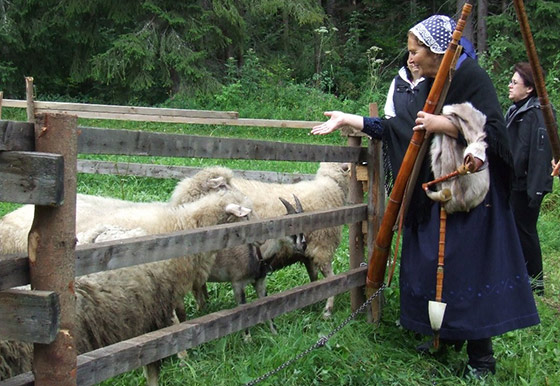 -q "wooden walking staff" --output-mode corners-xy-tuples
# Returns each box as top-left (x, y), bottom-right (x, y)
(513, 0), (560, 162)
(365, 0), (474, 321)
